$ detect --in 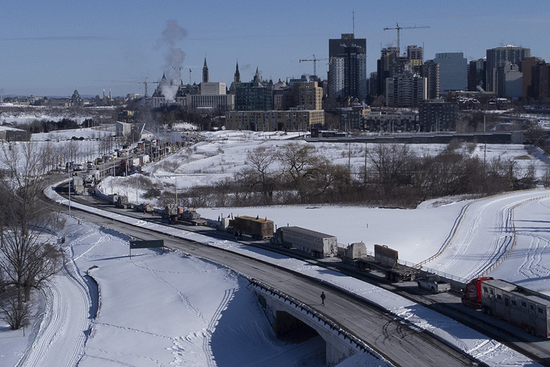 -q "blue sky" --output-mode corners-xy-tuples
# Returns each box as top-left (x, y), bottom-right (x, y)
(1, 0), (548, 97)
